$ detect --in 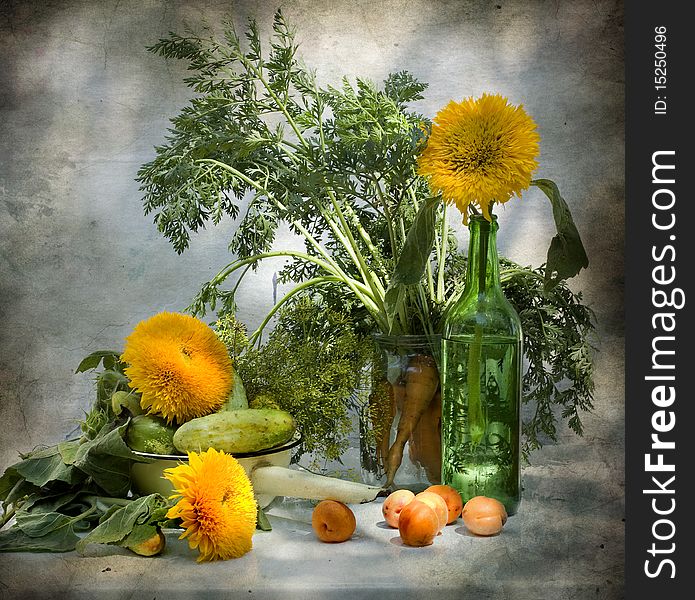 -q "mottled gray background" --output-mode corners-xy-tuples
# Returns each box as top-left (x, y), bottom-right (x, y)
(0, 0), (624, 597)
